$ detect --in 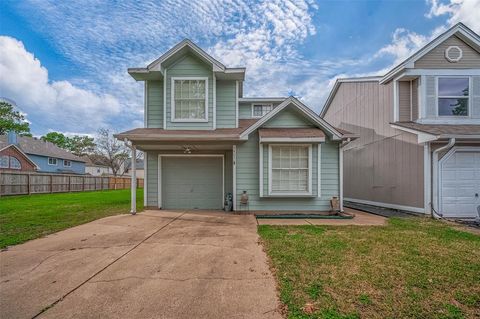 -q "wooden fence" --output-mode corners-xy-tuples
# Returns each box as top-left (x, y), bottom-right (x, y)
(0, 171), (144, 196)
